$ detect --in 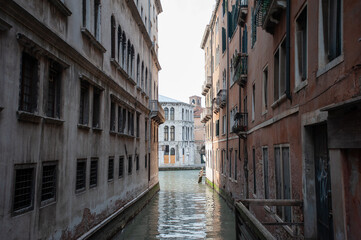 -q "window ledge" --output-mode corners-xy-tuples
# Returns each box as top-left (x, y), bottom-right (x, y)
(110, 59), (136, 86)
(17, 111), (42, 123)
(136, 137), (141, 140)
(92, 127), (103, 132)
(40, 199), (56, 209)
(141, 91), (146, 96)
(75, 189), (86, 195)
(117, 133), (135, 138)
(137, 86), (142, 92)
(317, 54), (344, 78)
(294, 79), (308, 93)
(271, 94), (287, 109)
(44, 116), (64, 125)
(48, 0), (72, 16)
(81, 28), (106, 53)
(109, 130), (117, 136)
(77, 124), (90, 130)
